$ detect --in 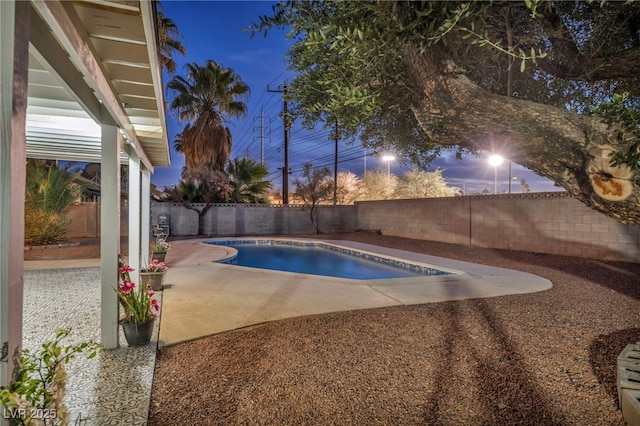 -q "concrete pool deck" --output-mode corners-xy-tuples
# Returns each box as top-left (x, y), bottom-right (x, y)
(20, 237), (552, 423)
(157, 238), (552, 349)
